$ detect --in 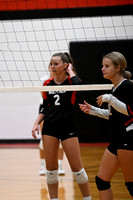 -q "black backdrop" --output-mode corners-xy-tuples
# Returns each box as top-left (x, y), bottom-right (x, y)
(70, 40), (133, 142)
